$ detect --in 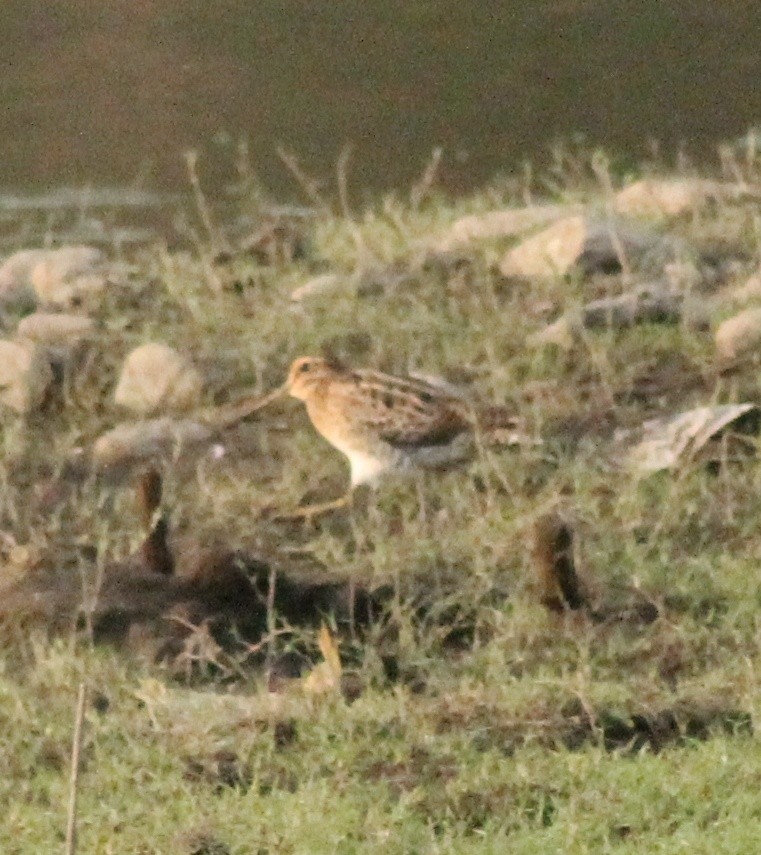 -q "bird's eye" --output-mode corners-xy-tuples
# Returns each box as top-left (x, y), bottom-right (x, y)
(299, 362), (311, 373)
